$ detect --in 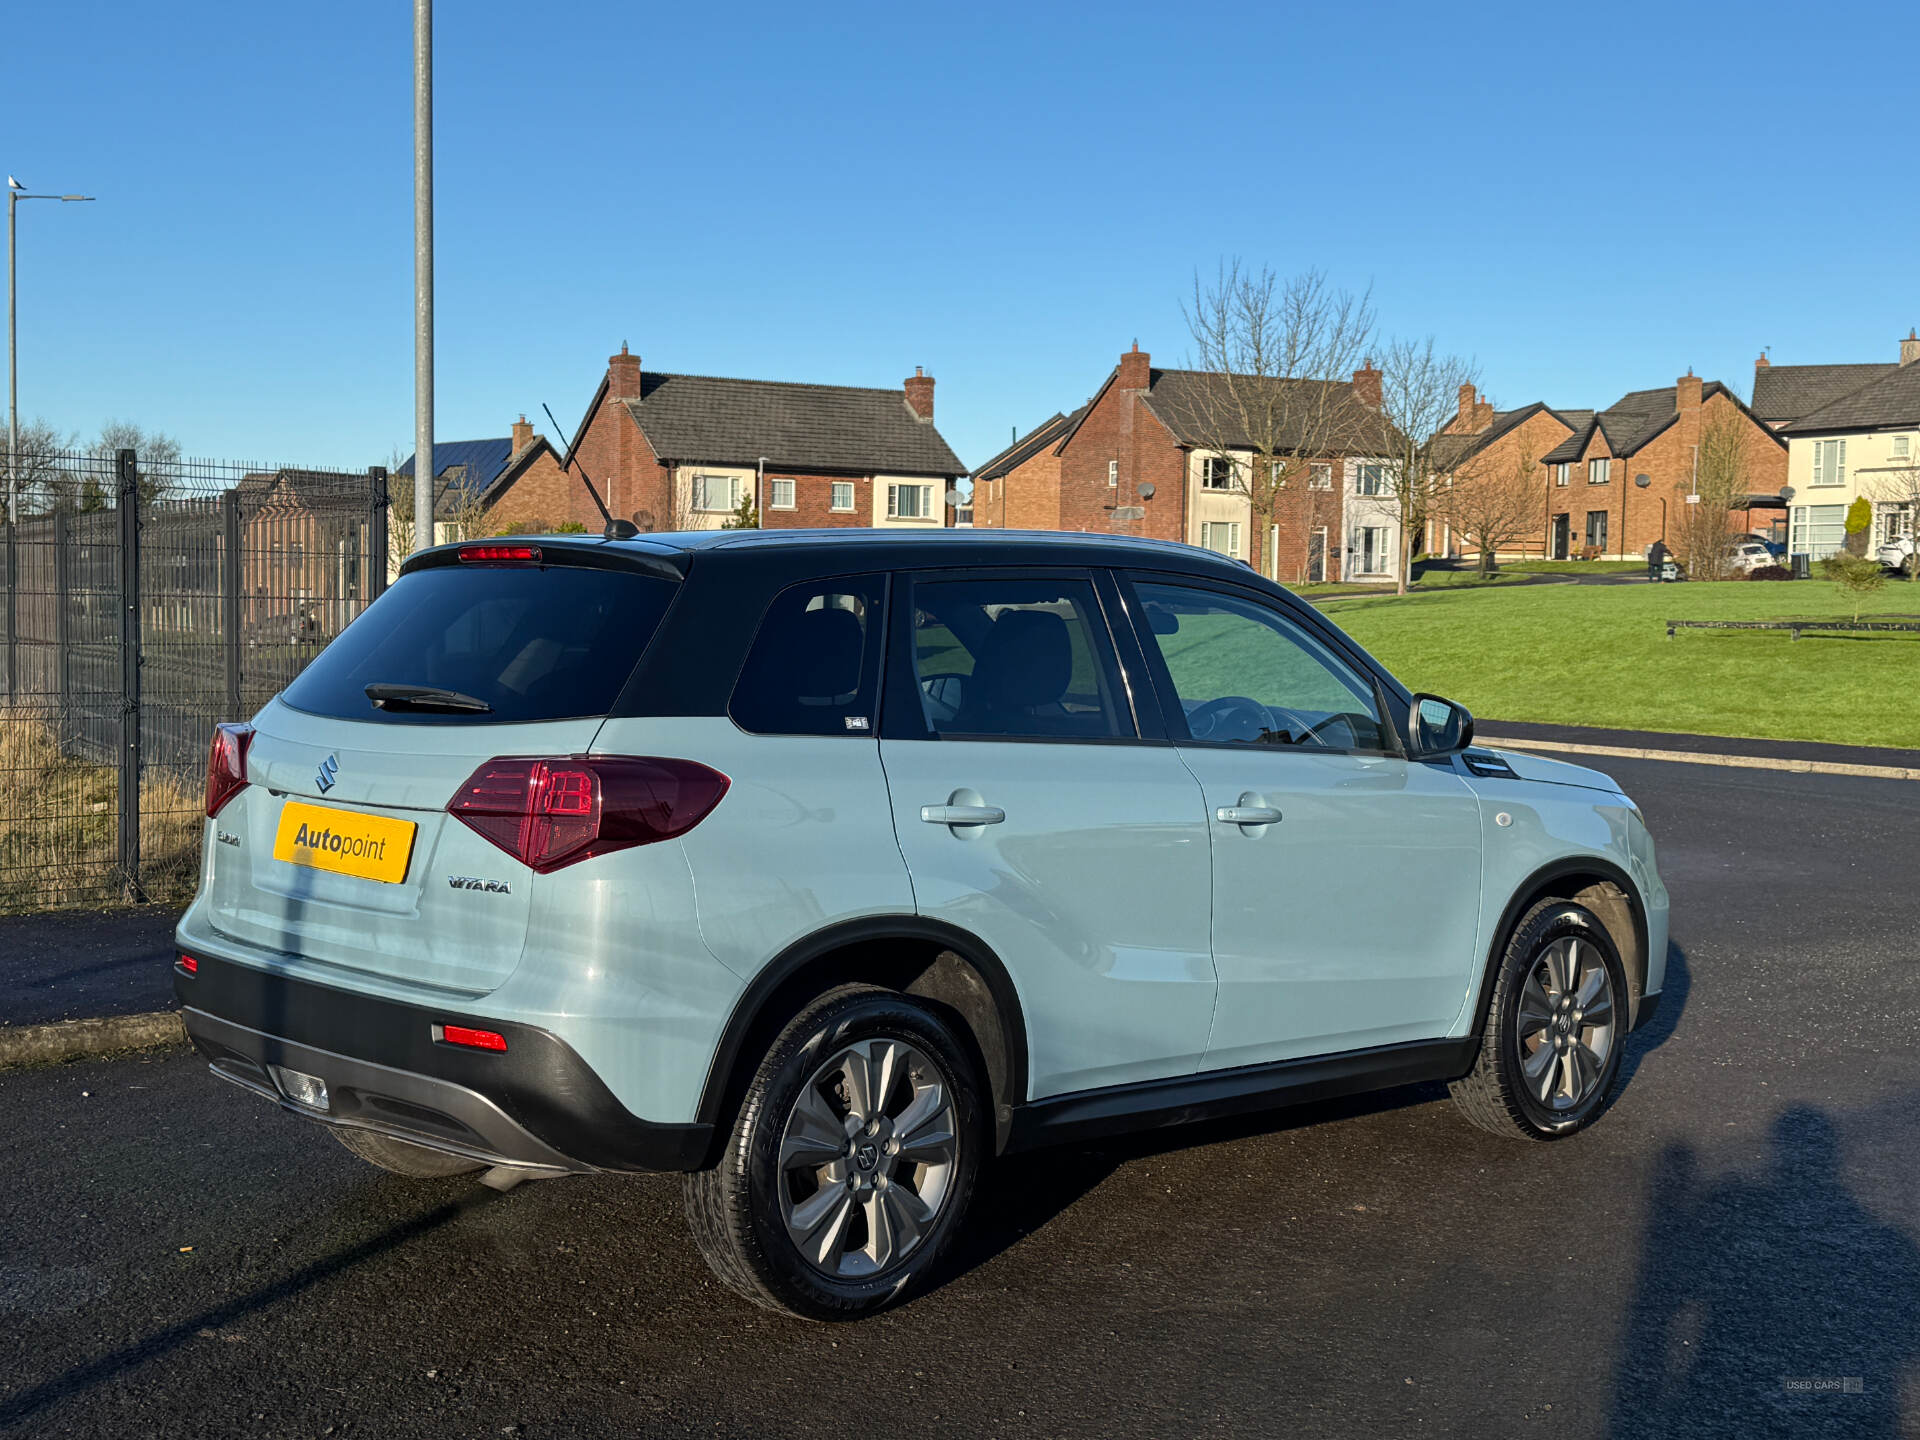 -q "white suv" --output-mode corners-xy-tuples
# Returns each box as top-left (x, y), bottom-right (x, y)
(175, 530), (1669, 1319)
